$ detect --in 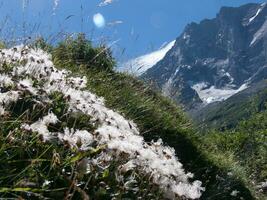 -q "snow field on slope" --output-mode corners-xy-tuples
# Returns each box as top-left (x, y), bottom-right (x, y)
(118, 40), (175, 76)
(192, 82), (247, 104)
